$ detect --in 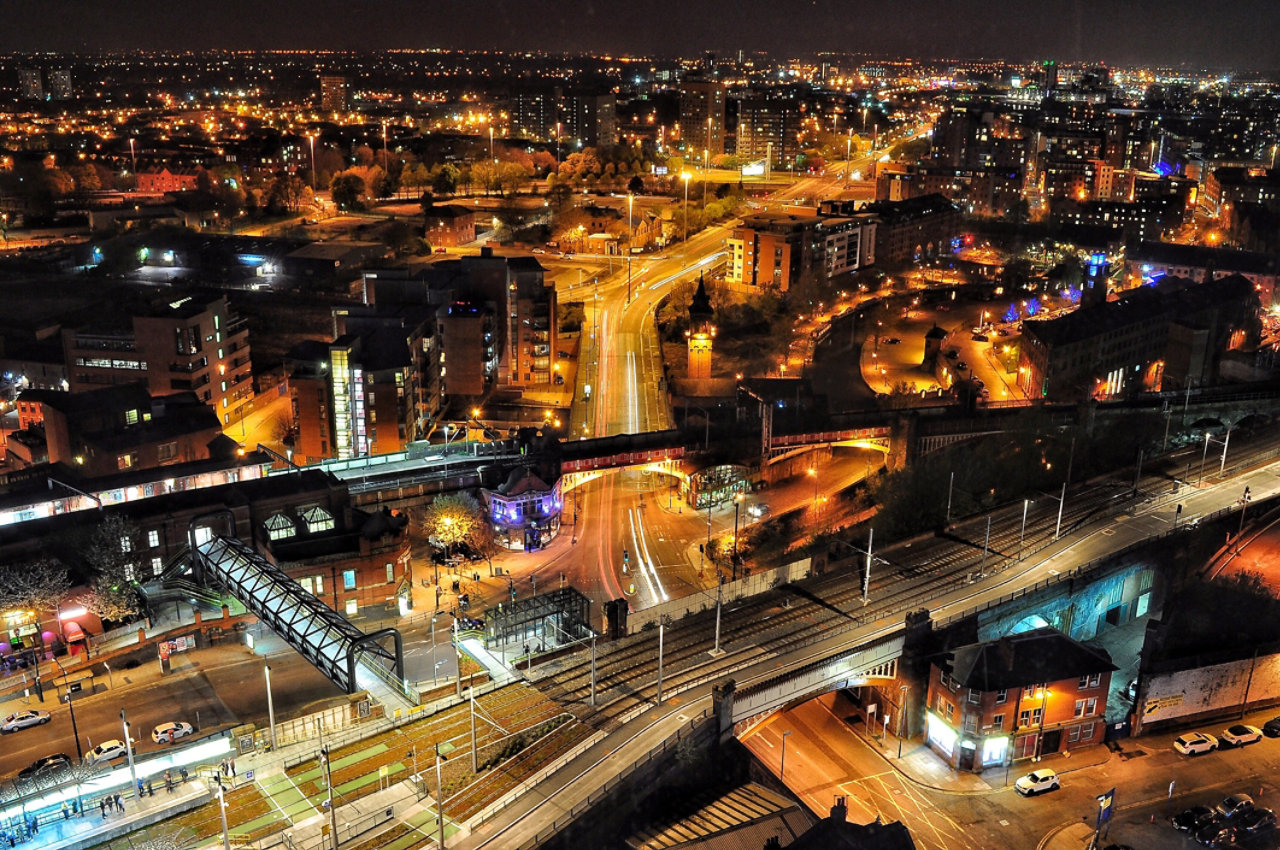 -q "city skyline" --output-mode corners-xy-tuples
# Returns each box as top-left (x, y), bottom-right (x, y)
(3, 0), (1280, 70)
